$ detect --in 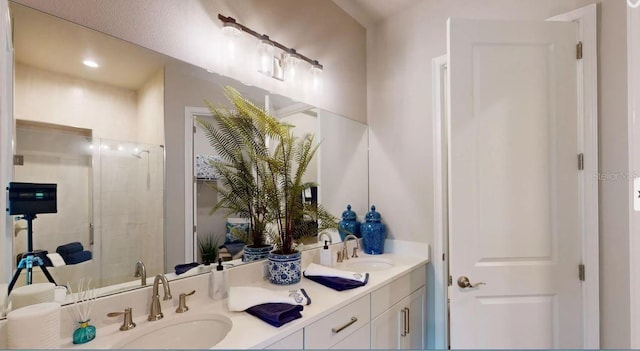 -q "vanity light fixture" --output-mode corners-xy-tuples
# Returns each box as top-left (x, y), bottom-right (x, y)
(82, 59), (99, 68)
(218, 14), (323, 89)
